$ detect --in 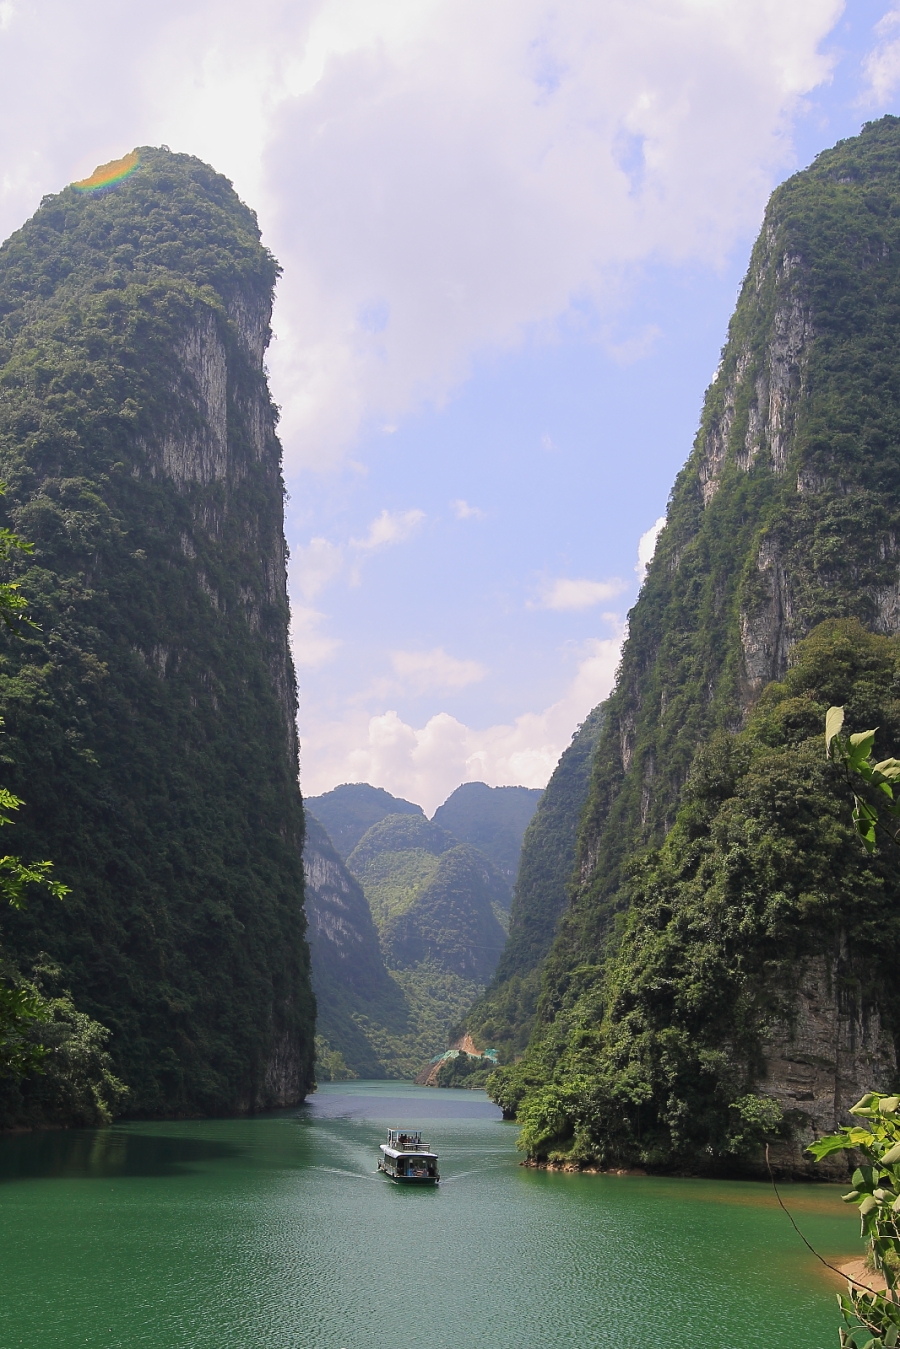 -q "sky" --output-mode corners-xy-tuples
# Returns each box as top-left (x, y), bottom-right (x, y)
(1, 0), (900, 812)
